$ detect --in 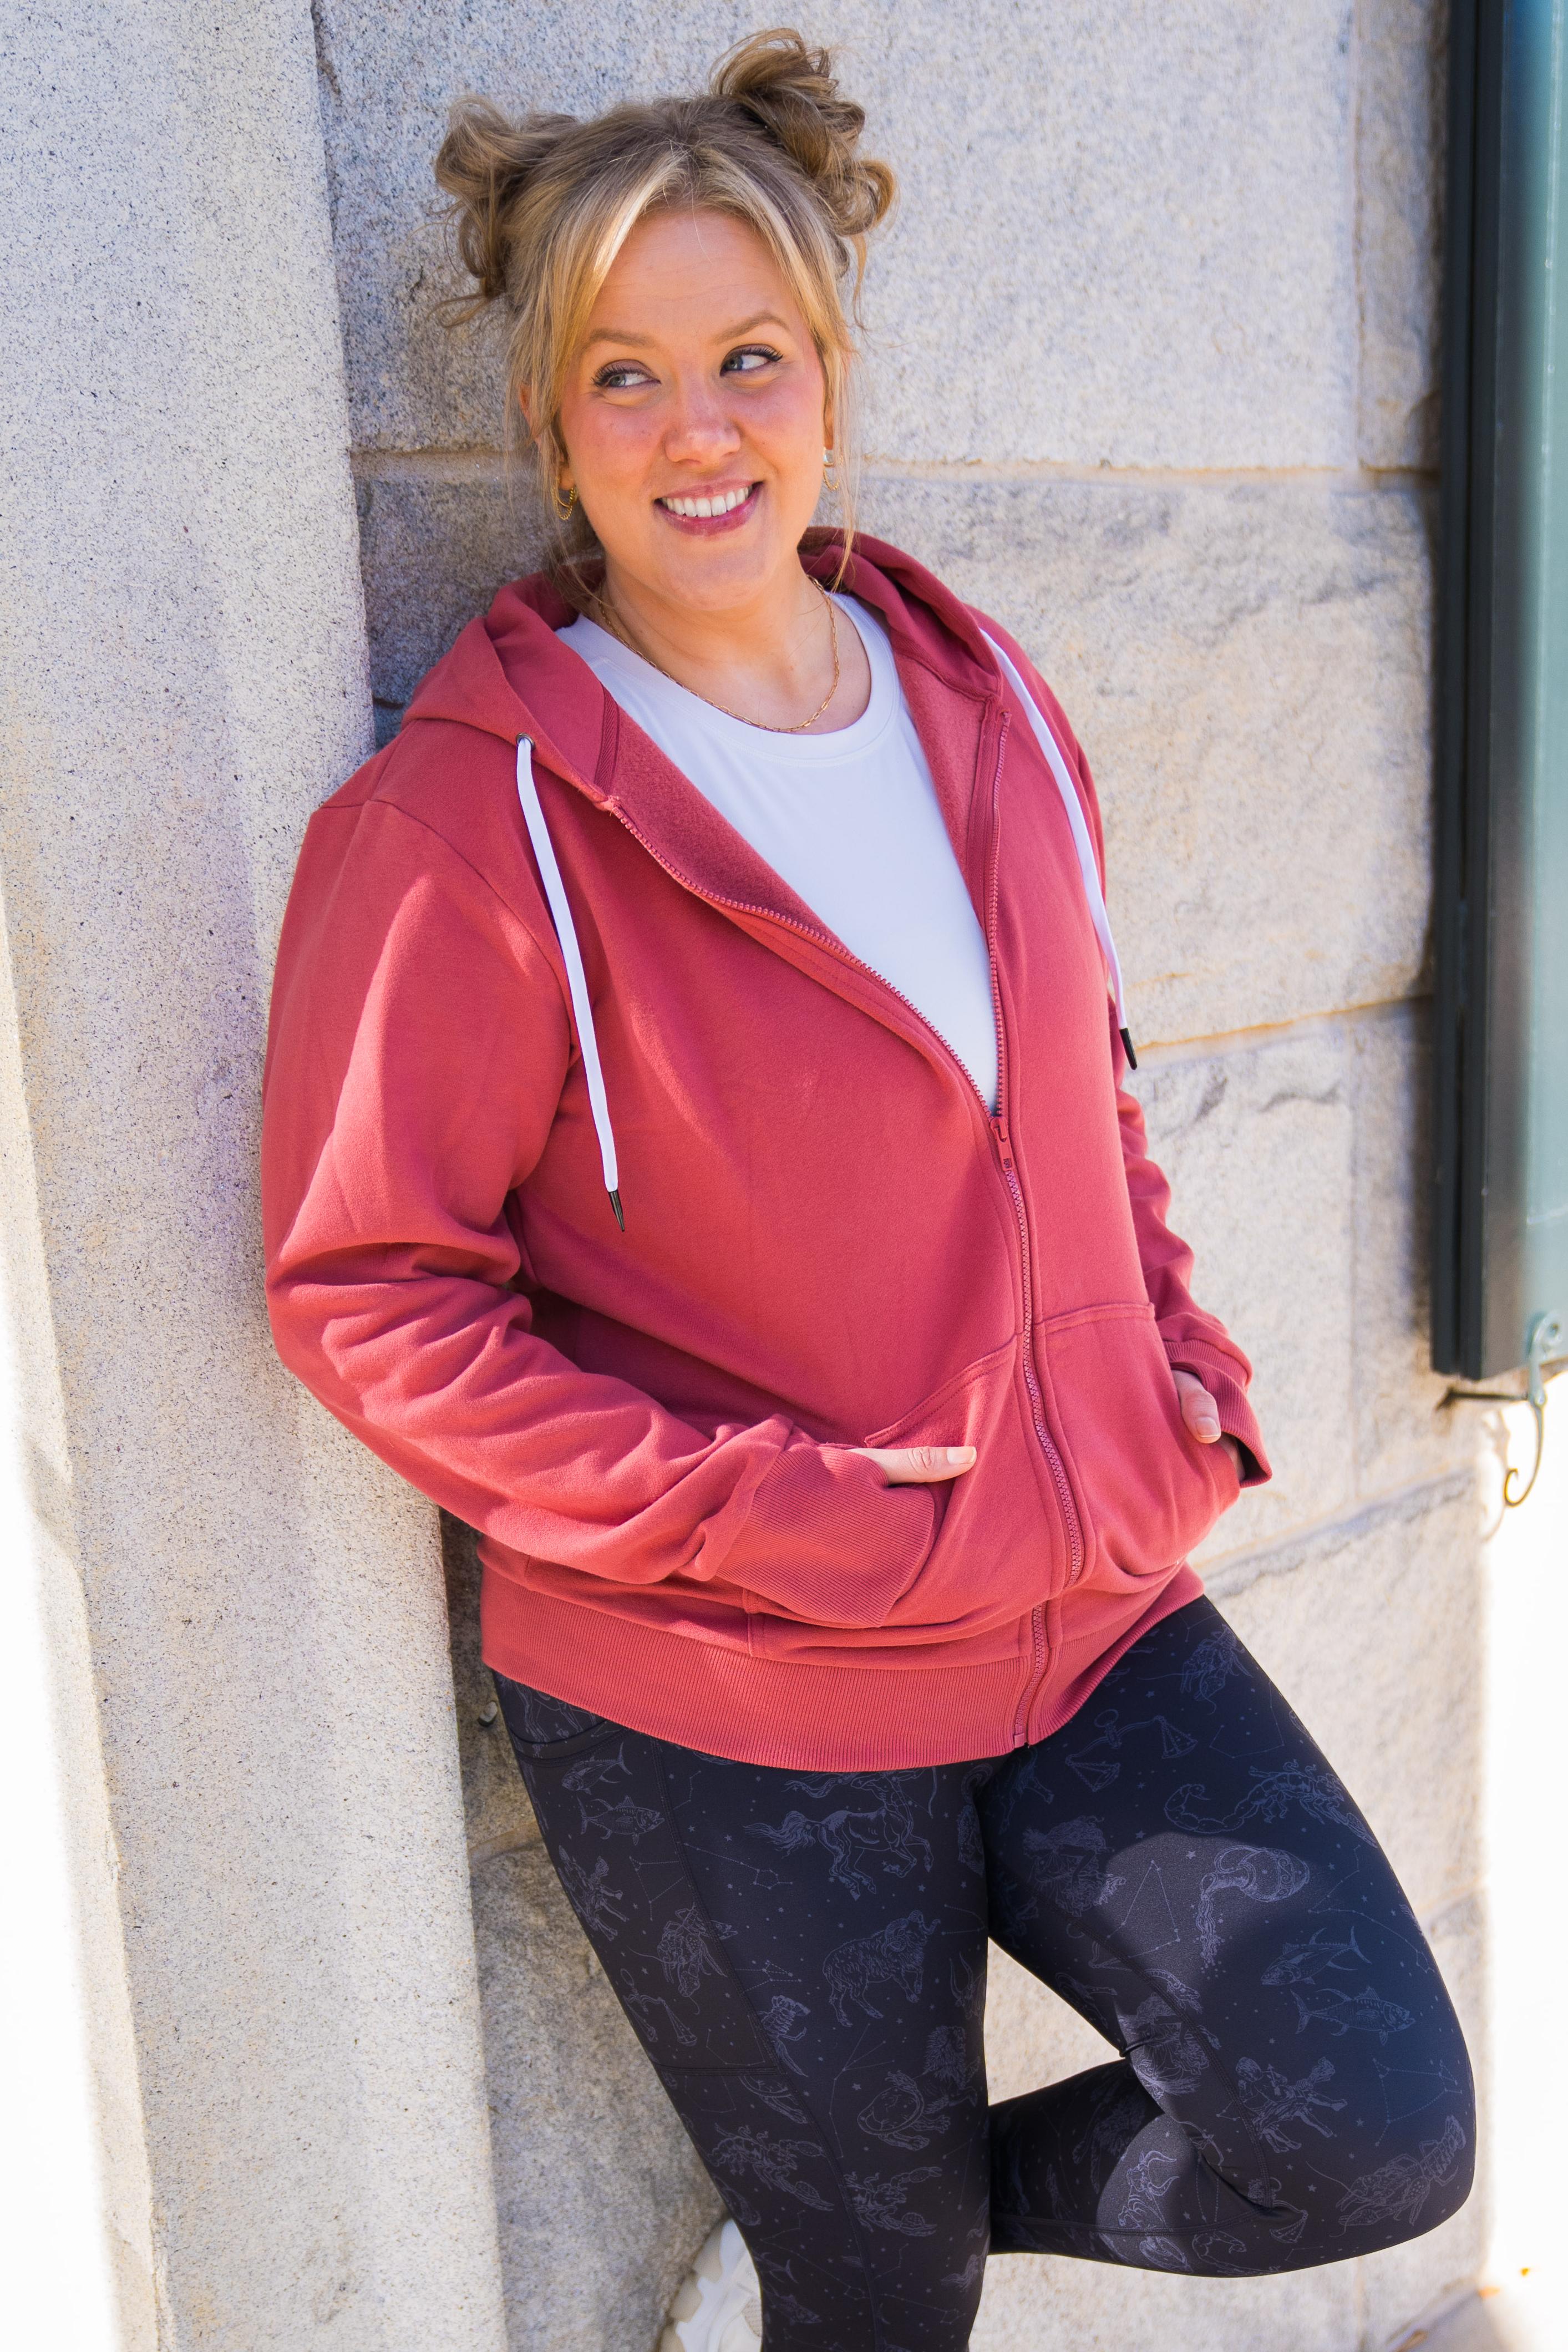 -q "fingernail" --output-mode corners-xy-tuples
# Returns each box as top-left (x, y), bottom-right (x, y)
(946, 1447), (971, 1464)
